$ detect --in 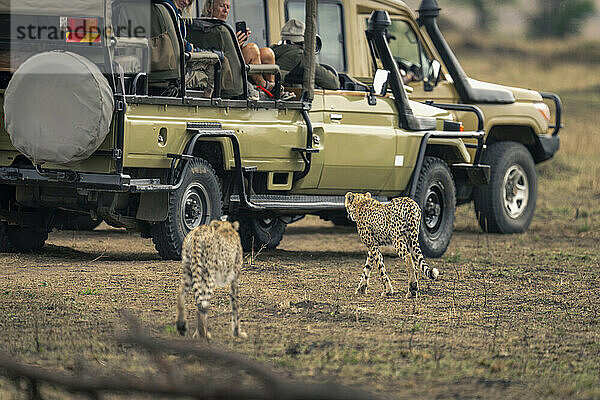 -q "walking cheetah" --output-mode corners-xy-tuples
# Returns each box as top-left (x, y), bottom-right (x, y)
(176, 220), (246, 339)
(345, 192), (439, 298)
